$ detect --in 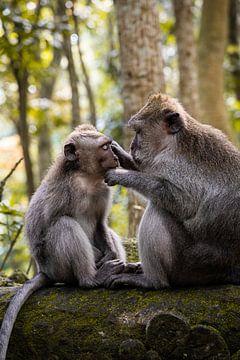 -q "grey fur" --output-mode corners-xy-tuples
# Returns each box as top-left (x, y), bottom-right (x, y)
(105, 93), (240, 289)
(0, 125), (125, 360)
